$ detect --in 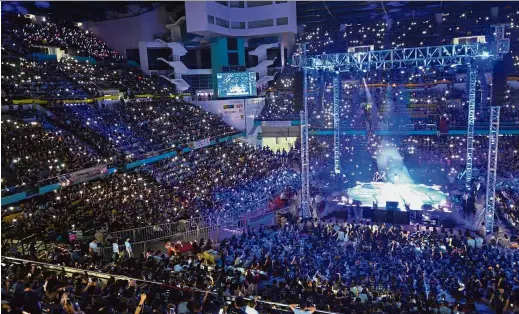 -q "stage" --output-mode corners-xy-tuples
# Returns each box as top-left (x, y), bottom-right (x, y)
(345, 181), (450, 212)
